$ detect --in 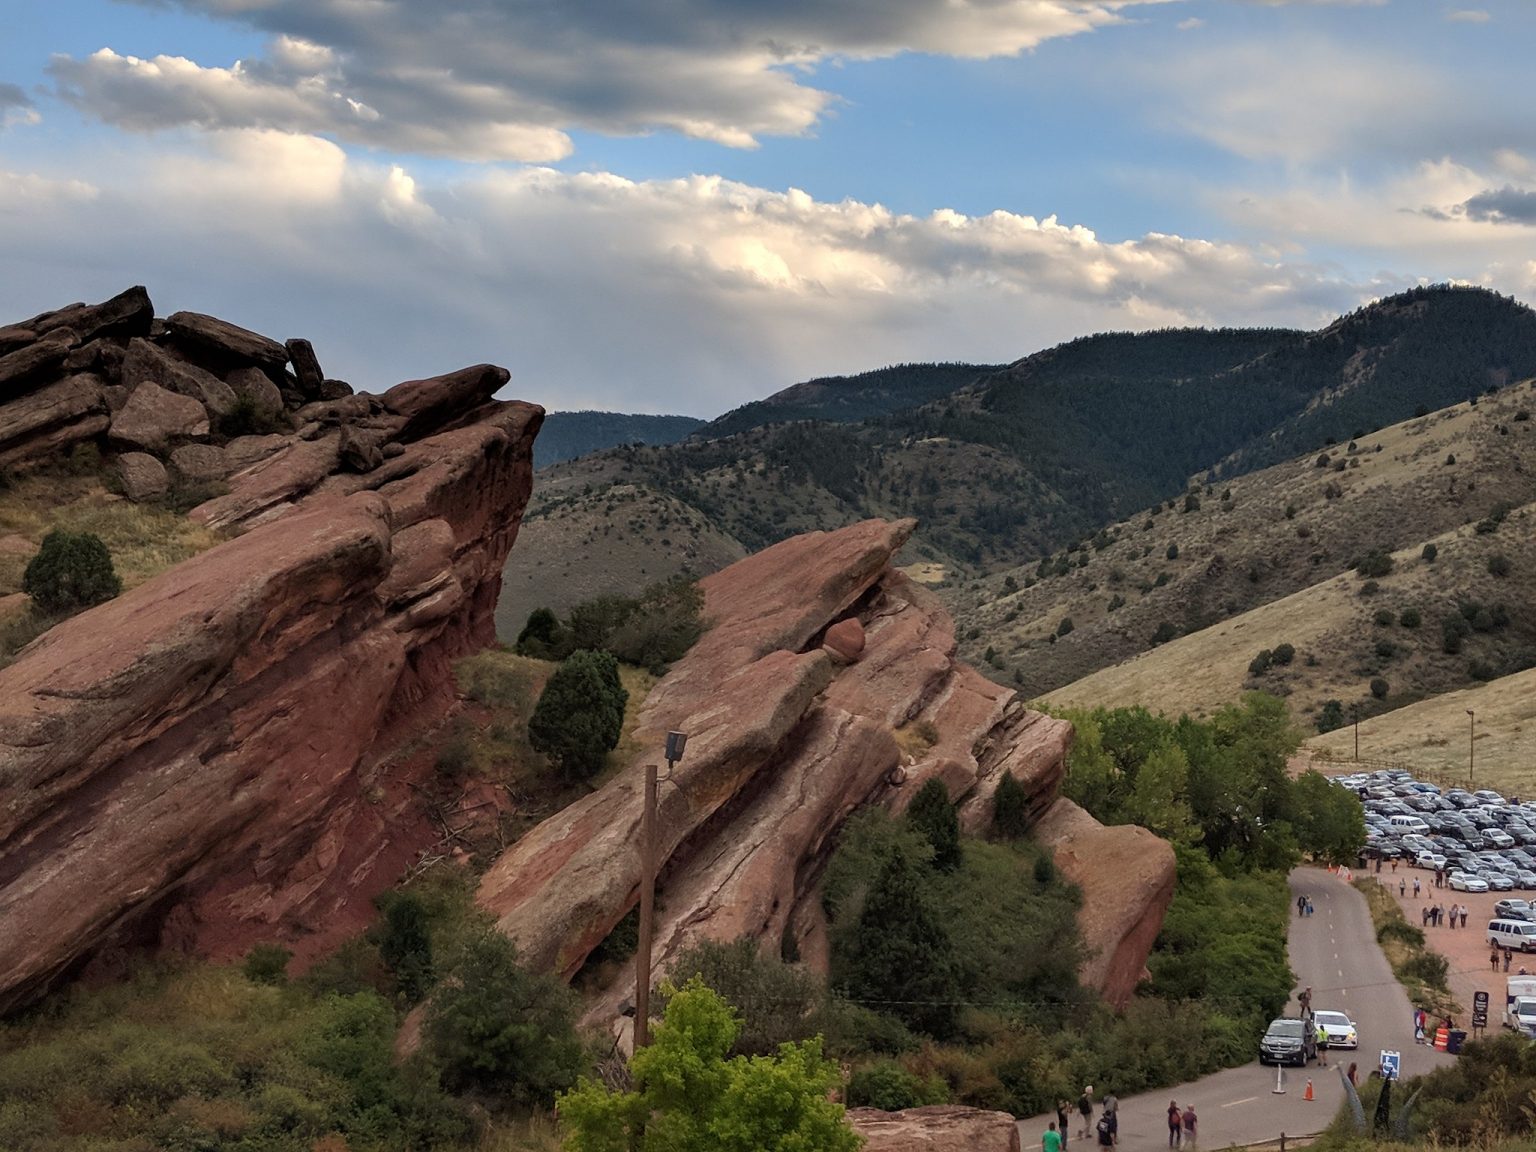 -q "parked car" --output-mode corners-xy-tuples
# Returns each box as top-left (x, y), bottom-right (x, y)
(1517, 870), (1536, 890)
(1313, 1010), (1359, 1049)
(1495, 899), (1533, 919)
(1259, 1018), (1317, 1066)
(1451, 872), (1491, 892)
(1482, 871), (1517, 892)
